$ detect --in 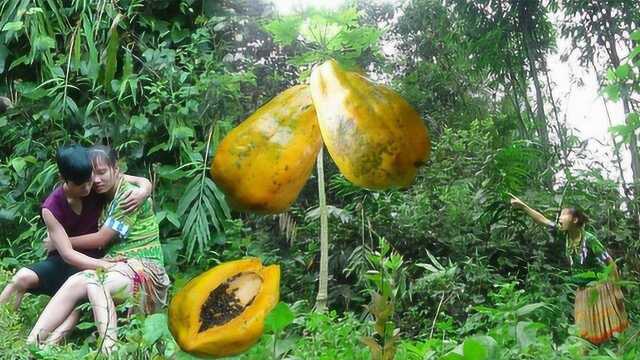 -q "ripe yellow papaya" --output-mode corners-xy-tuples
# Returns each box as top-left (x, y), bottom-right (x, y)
(211, 85), (322, 213)
(168, 258), (280, 358)
(310, 59), (430, 189)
